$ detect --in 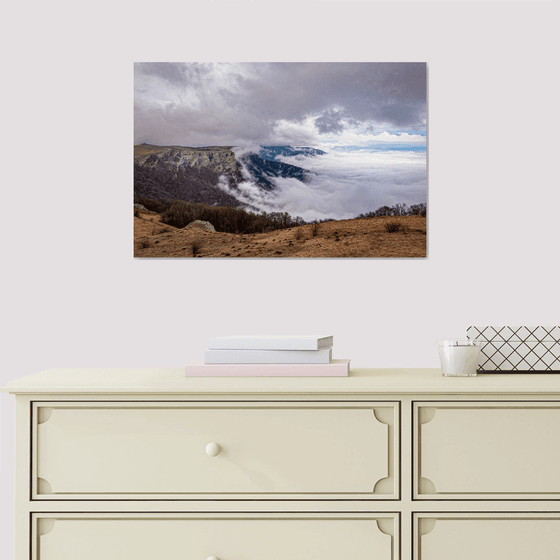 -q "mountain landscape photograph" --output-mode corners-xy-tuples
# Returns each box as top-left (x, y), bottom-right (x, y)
(134, 62), (427, 258)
